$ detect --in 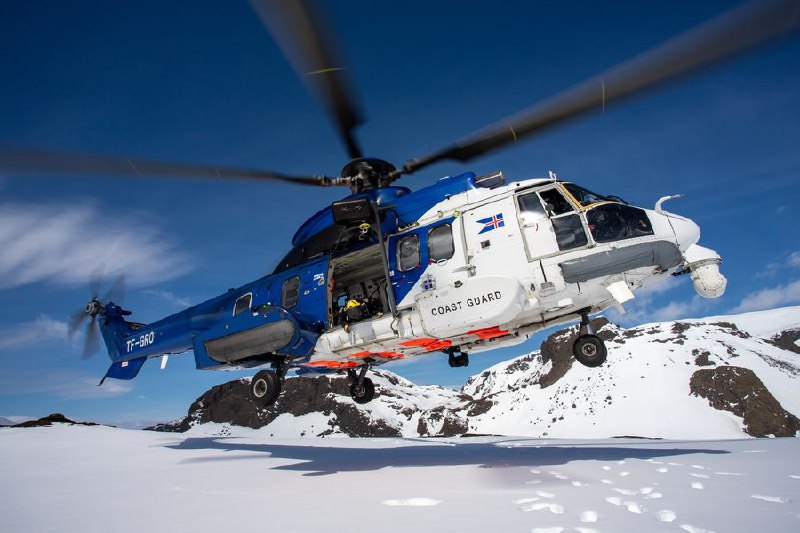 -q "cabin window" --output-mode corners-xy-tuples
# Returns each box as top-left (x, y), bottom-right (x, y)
(281, 276), (300, 308)
(428, 224), (454, 262)
(233, 293), (252, 316)
(397, 234), (420, 271)
(539, 188), (574, 216)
